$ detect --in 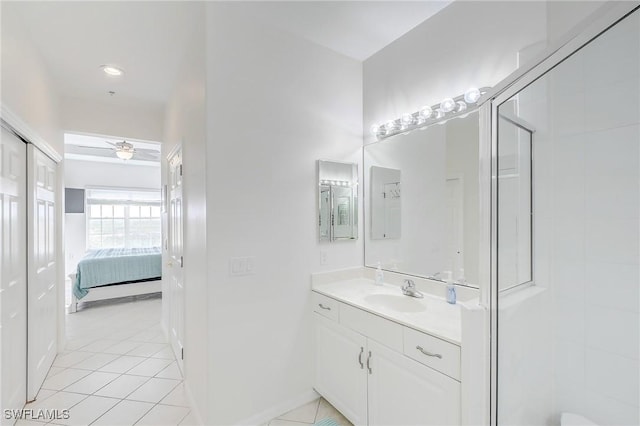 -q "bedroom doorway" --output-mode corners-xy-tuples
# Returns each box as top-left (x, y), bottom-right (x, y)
(166, 147), (184, 371)
(63, 133), (162, 312)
